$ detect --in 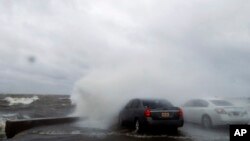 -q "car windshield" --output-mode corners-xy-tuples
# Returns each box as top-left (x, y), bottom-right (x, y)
(142, 100), (173, 109)
(210, 100), (233, 106)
